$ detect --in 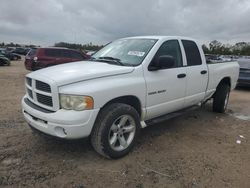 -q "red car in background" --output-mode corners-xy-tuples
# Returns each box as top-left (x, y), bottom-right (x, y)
(25, 47), (90, 71)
